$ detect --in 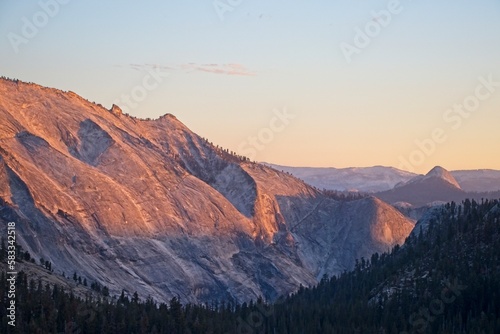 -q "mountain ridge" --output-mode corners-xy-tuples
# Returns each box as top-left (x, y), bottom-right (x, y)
(0, 77), (414, 303)
(268, 163), (500, 196)
(266, 163), (417, 193)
